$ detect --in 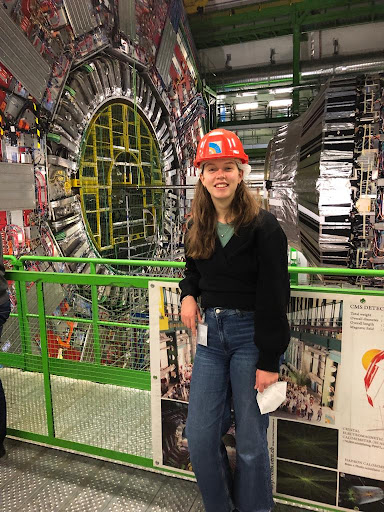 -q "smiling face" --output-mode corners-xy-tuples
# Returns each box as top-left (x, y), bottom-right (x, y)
(199, 158), (243, 204)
